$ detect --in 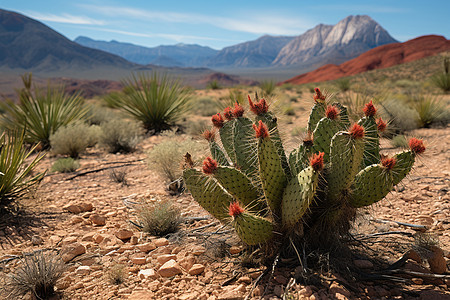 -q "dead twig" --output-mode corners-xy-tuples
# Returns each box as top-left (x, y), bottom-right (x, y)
(387, 269), (450, 279)
(356, 231), (414, 240)
(370, 218), (428, 230)
(64, 160), (143, 180)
